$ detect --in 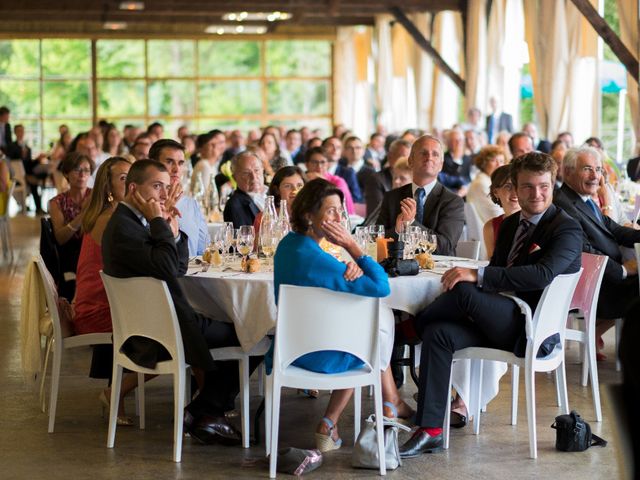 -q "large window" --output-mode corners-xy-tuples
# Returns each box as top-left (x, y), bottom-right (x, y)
(0, 38), (332, 150)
